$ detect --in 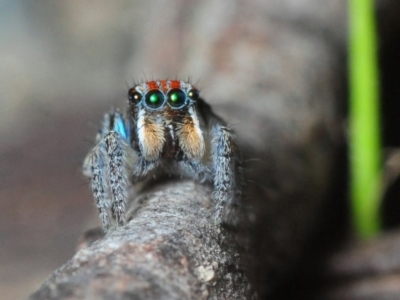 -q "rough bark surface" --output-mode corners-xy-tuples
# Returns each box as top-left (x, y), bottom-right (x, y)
(31, 181), (255, 300)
